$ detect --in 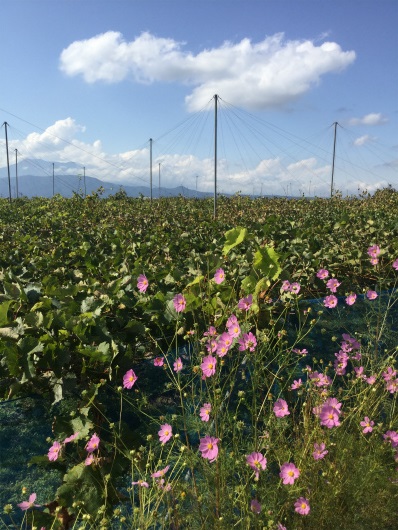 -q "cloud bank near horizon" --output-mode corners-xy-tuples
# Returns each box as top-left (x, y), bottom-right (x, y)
(59, 31), (356, 111)
(6, 117), (394, 198)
